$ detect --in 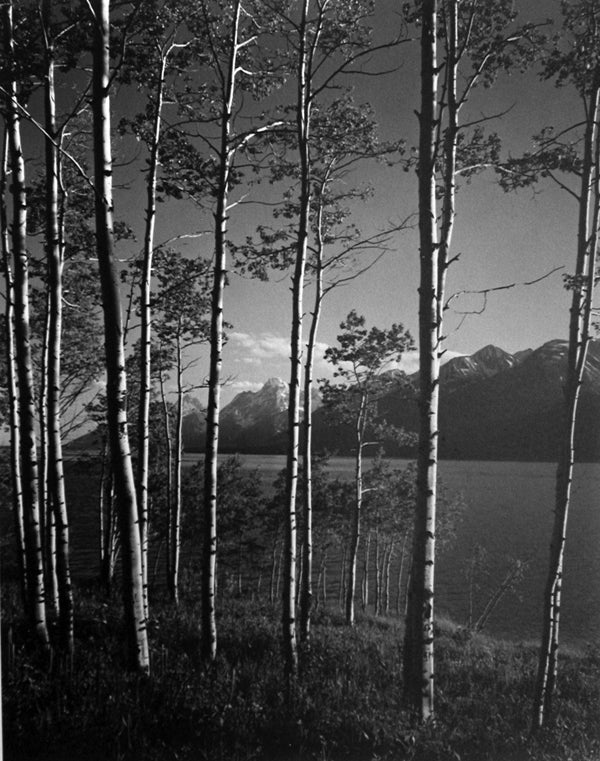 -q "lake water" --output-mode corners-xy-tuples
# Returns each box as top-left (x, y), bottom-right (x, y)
(182, 454), (600, 647)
